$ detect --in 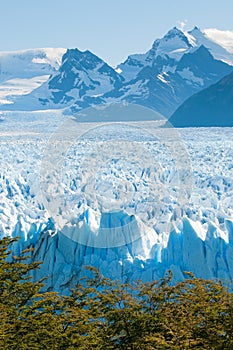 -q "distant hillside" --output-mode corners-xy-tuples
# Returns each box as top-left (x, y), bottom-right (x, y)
(169, 71), (233, 127)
